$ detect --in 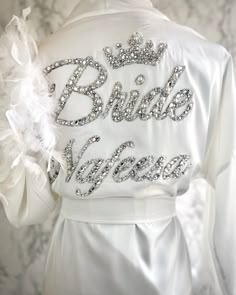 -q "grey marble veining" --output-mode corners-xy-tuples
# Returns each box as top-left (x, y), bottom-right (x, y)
(0, 0), (236, 295)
